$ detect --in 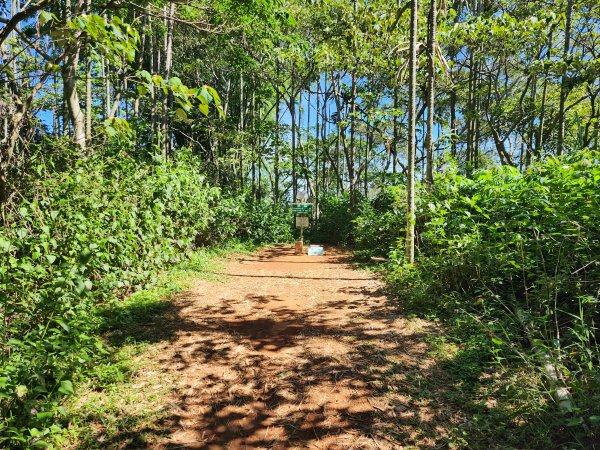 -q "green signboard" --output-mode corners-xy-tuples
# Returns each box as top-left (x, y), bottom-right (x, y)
(291, 203), (313, 215)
